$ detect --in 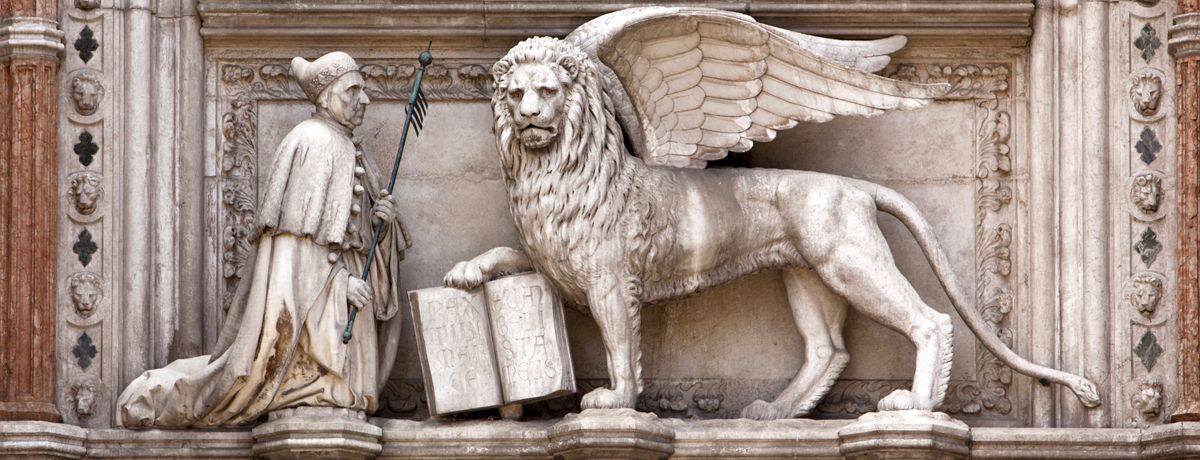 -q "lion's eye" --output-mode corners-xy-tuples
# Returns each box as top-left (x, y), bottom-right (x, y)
(541, 87), (558, 96)
(509, 89), (523, 99)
